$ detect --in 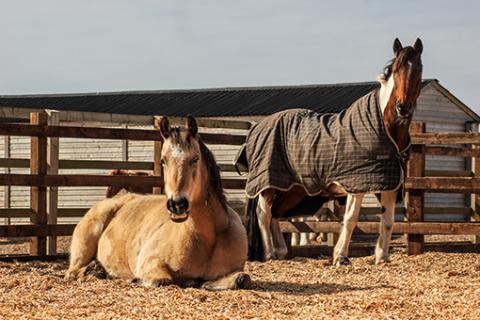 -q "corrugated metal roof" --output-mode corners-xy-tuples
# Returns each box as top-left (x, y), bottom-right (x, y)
(0, 80), (436, 117)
